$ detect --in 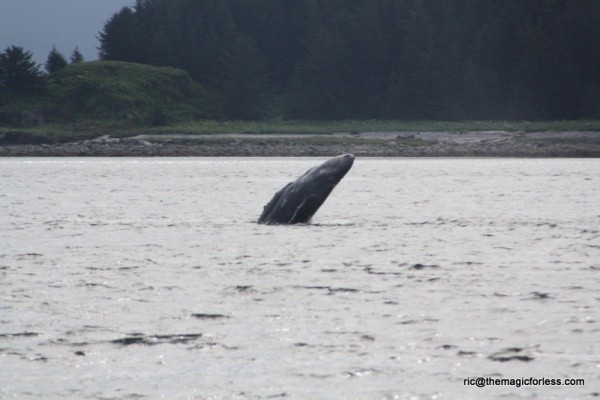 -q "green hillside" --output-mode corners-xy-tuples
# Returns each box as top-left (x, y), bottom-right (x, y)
(0, 61), (217, 125)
